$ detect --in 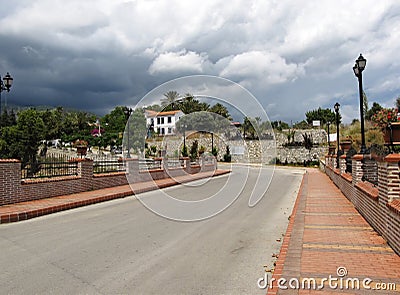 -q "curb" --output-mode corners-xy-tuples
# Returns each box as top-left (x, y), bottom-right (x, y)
(267, 171), (307, 295)
(0, 170), (230, 224)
